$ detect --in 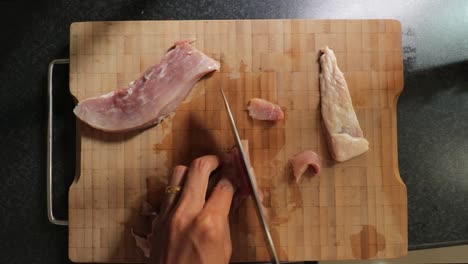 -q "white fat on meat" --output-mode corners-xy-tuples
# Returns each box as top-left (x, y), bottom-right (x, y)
(319, 47), (369, 162)
(73, 40), (220, 132)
